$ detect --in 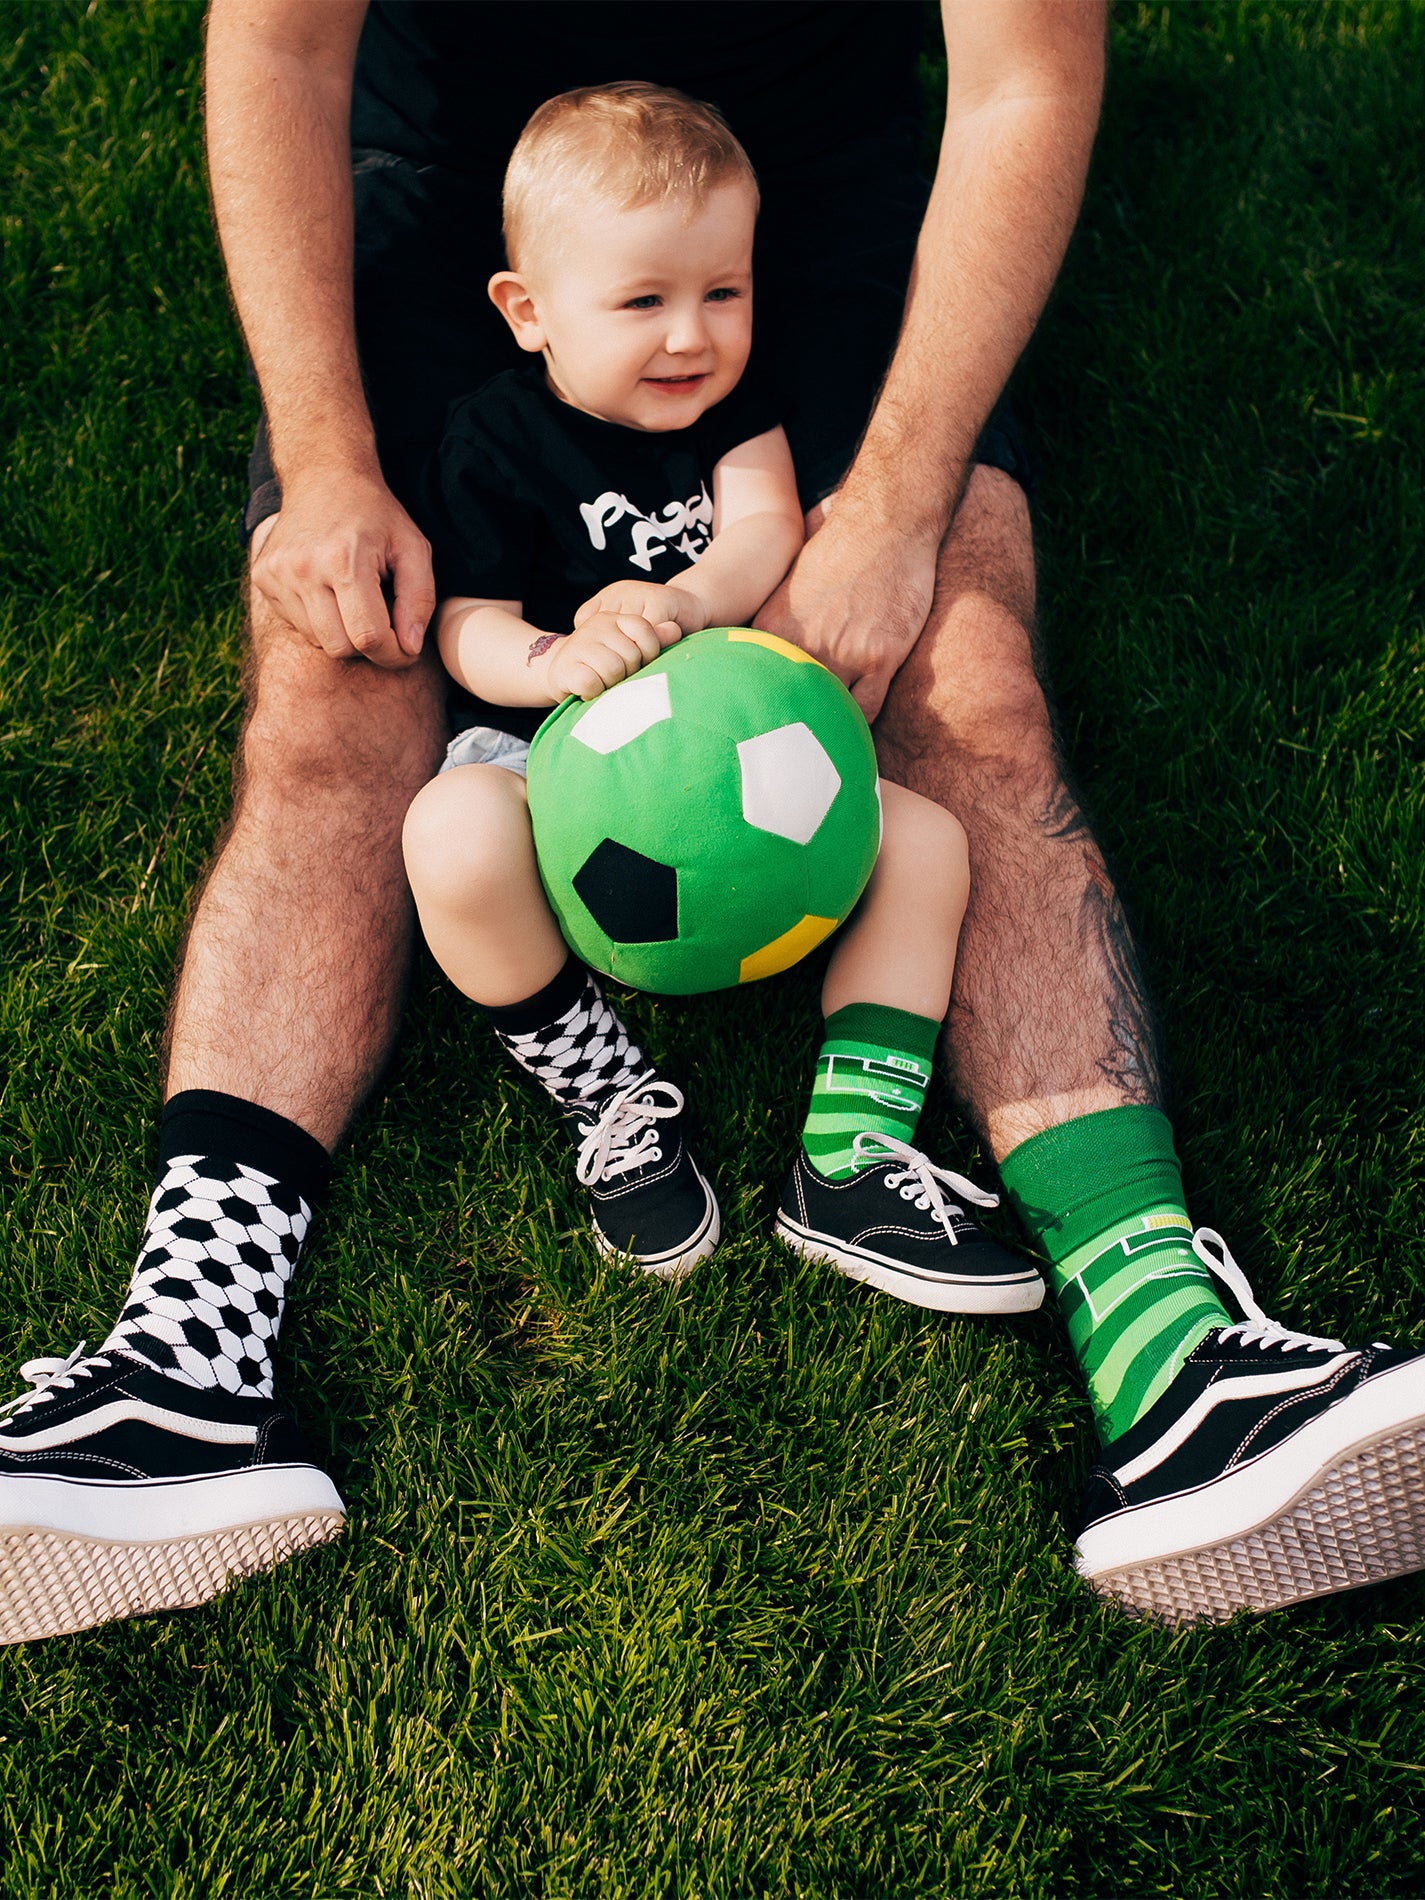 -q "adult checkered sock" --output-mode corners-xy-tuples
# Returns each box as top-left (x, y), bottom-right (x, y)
(801, 1002), (938, 1180)
(101, 1090), (331, 1398)
(484, 958), (650, 1114)
(998, 1106), (1231, 1442)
